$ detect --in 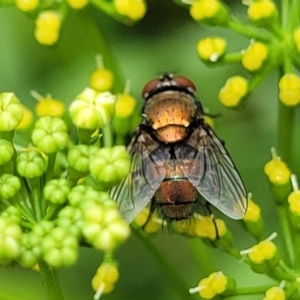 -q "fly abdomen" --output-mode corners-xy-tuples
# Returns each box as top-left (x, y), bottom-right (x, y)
(154, 179), (198, 220)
